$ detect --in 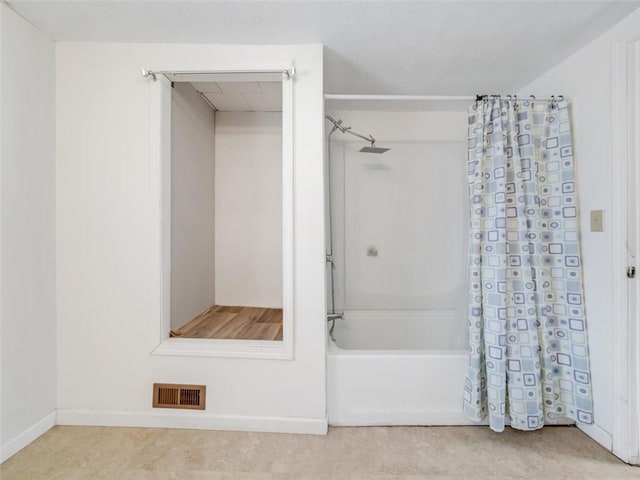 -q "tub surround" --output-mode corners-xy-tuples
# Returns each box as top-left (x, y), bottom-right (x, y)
(327, 310), (471, 426)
